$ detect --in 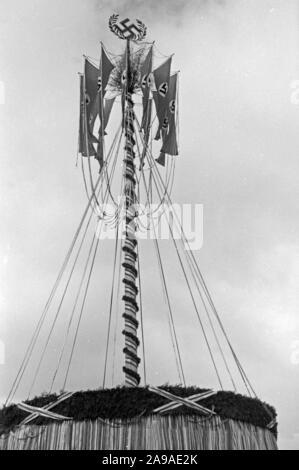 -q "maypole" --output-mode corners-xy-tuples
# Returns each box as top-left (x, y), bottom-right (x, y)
(108, 15), (147, 386)
(0, 13), (279, 451)
(121, 37), (140, 386)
